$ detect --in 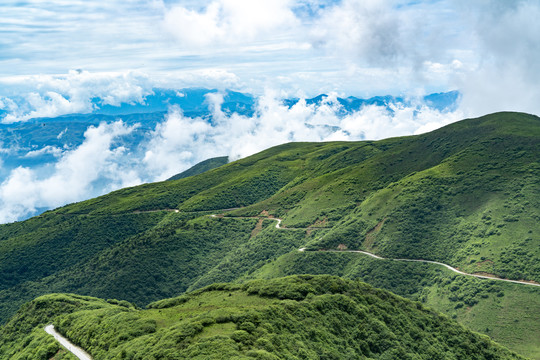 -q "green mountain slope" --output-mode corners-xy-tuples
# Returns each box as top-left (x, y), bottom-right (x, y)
(0, 276), (523, 359)
(248, 251), (540, 359)
(167, 156), (229, 181)
(0, 112), (538, 356)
